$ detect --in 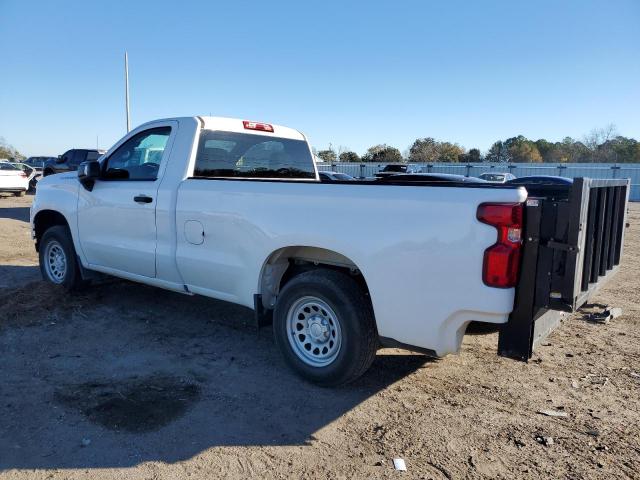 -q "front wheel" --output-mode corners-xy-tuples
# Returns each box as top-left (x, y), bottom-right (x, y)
(273, 269), (378, 386)
(39, 225), (85, 291)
